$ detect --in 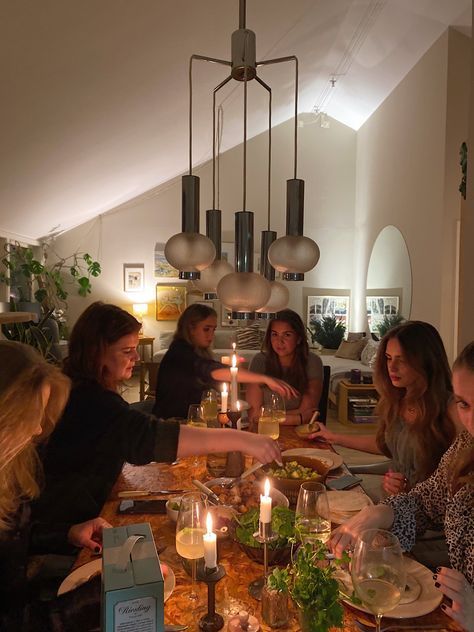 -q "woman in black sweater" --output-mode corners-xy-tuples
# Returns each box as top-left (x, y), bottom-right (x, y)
(36, 302), (284, 525)
(153, 303), (297, 419)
